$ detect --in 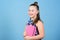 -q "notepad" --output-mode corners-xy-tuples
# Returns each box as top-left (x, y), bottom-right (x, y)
(26, 25), (36, 36)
